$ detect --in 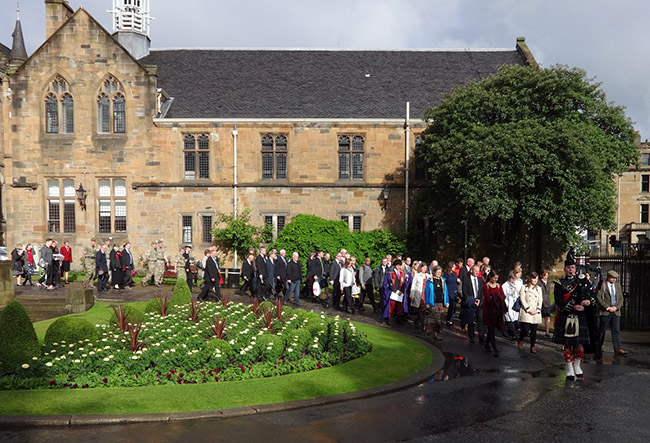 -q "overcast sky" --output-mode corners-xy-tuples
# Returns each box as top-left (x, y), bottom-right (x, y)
(2, 0), (649, 138)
